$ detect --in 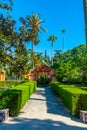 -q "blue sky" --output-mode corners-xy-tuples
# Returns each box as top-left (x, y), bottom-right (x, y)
(1, 0), (86, 57)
